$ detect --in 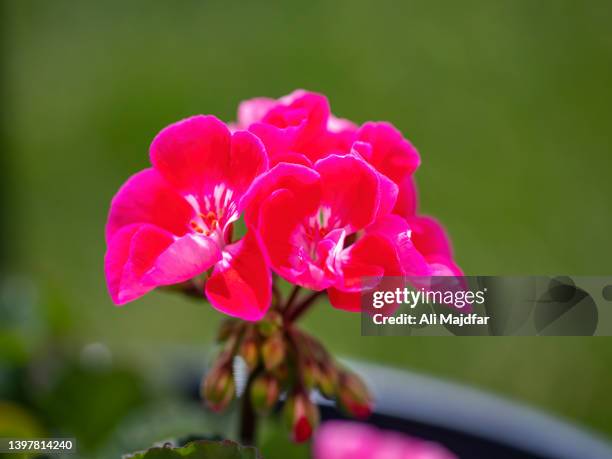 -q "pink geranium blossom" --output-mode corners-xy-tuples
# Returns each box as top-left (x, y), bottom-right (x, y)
(236, 90), (356, 166)
(104, 90), (463, 319)
(237, 90), (357, 136)
(354, 121), (420, 185)
(236, 91), (435, 256)
(234, 90), (462, 308)
(391, 180), (463, 277)
(235, 90), (419, 184)
(243, 147), (430, 311)
(313, 421), (457, 459)
(406, 216), (463, 277)
(104, 115), (271, 320)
